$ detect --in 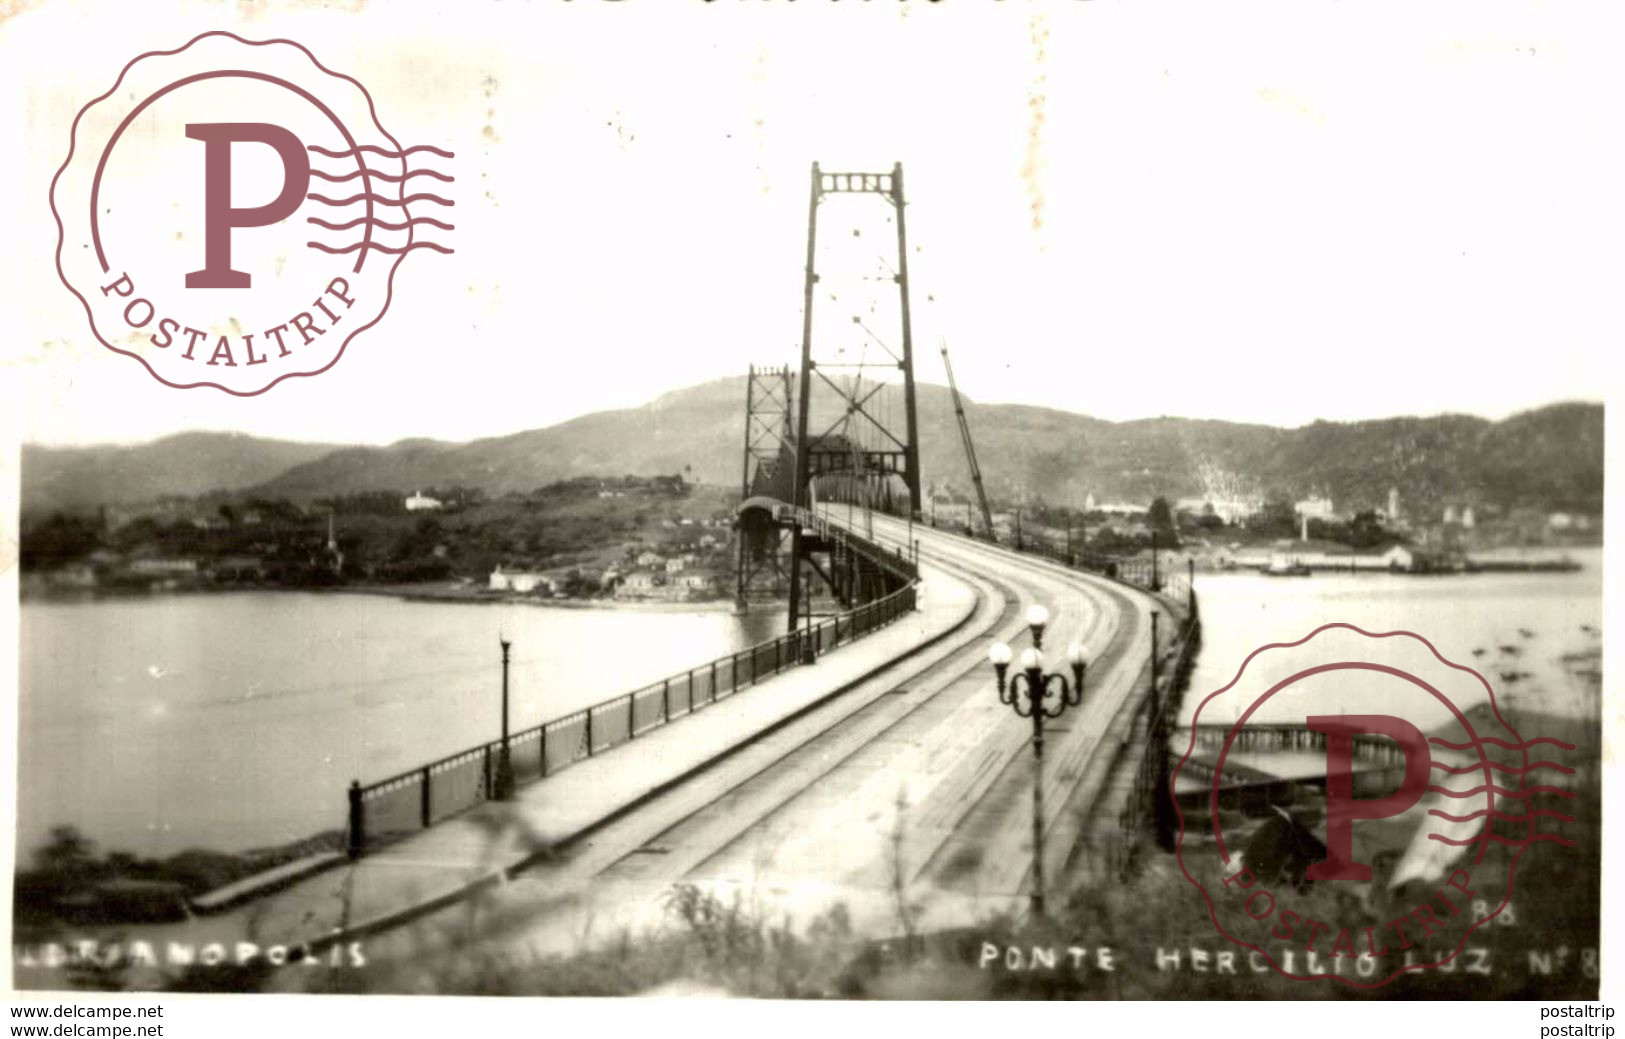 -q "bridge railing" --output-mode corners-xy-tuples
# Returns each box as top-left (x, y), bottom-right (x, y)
(346, 525), (918, 858)
(946, 520), (1194, 609)
(1120, 591), (1202, 860)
